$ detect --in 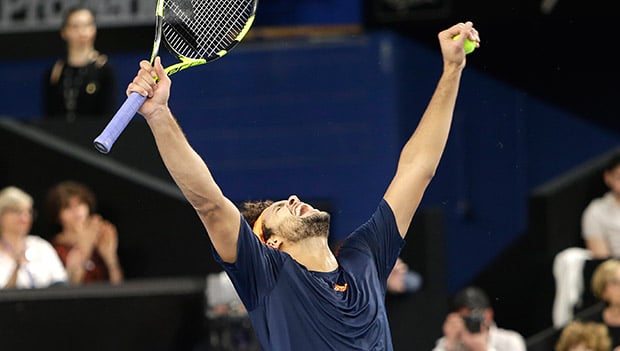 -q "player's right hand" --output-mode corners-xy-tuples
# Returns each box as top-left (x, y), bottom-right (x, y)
(128, 57), (171, 119)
